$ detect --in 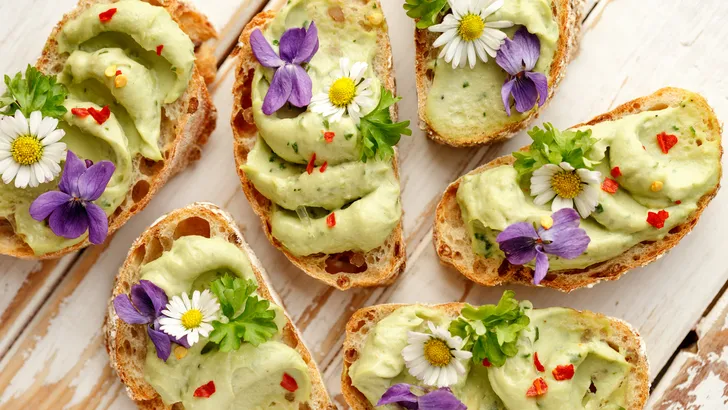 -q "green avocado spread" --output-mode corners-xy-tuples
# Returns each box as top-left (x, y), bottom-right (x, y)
(457, 97), (721, 271)
(425, 0), (559, 142)
(0, 0), (195, 255)
(243, 0), (402, 256)
(141, 236), (313, 410)
(349, 304), (632, 410)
